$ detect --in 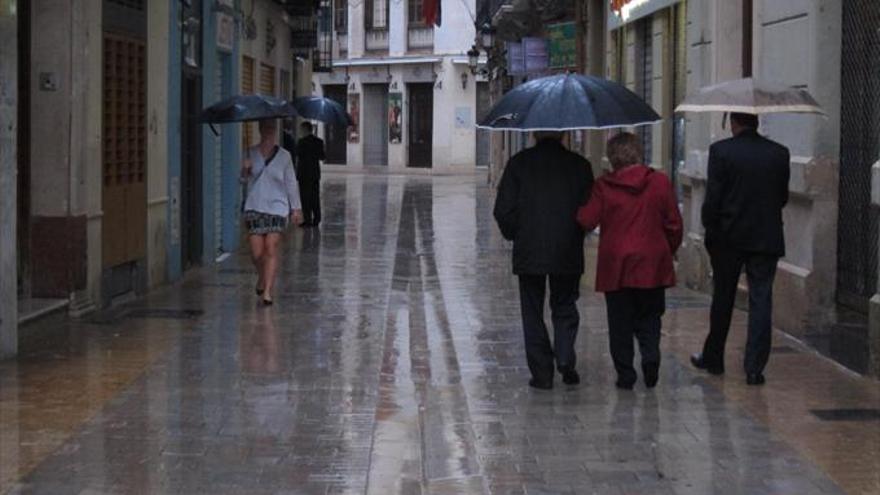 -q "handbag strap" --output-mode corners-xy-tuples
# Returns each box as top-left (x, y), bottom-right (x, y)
(242, 146), (281, 212)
